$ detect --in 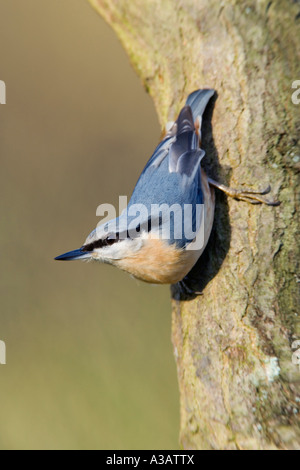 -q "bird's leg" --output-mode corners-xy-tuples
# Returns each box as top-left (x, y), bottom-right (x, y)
(207, 177), (280, 206)
(172, 277), (203, 301)
(180, 278), (203, 296)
